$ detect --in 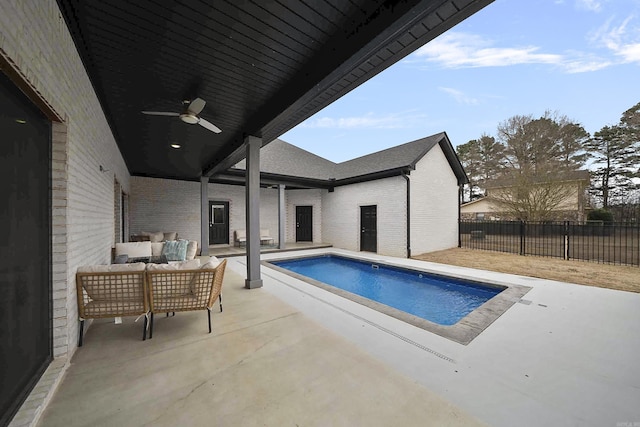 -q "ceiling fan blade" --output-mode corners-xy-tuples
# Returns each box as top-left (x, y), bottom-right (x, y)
(142, 111), (180, 116)
(198, 118), (222, 133)
(187, 98), (206, 115)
